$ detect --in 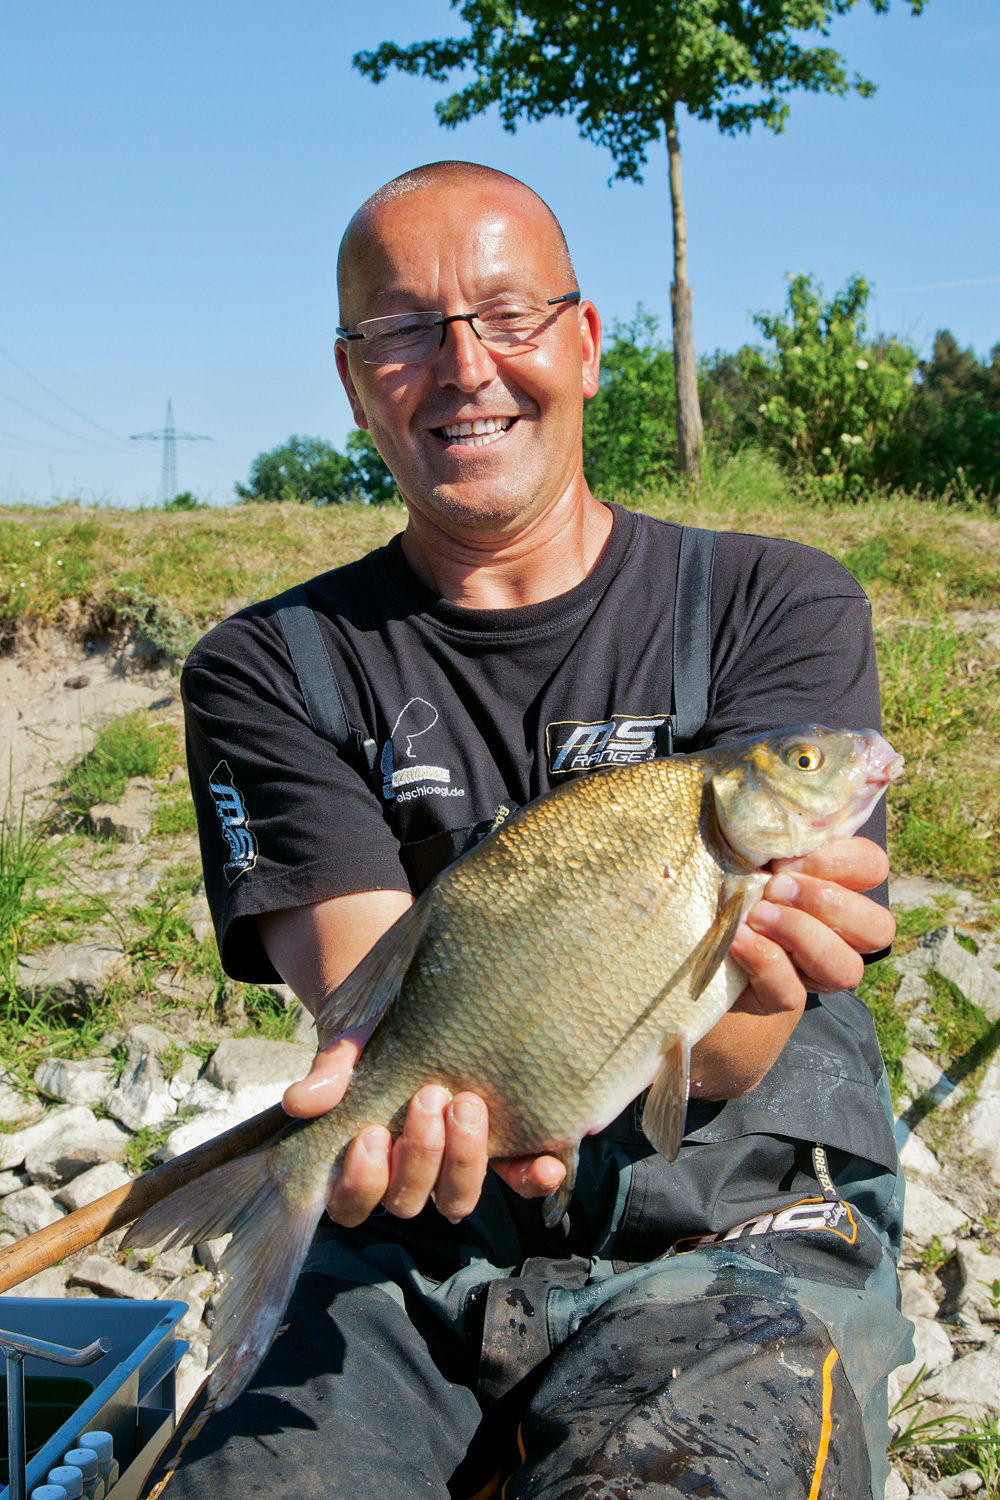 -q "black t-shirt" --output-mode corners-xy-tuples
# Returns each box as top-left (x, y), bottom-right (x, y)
(182, 502), (899, 1254)
(183, 503), (885, 983)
